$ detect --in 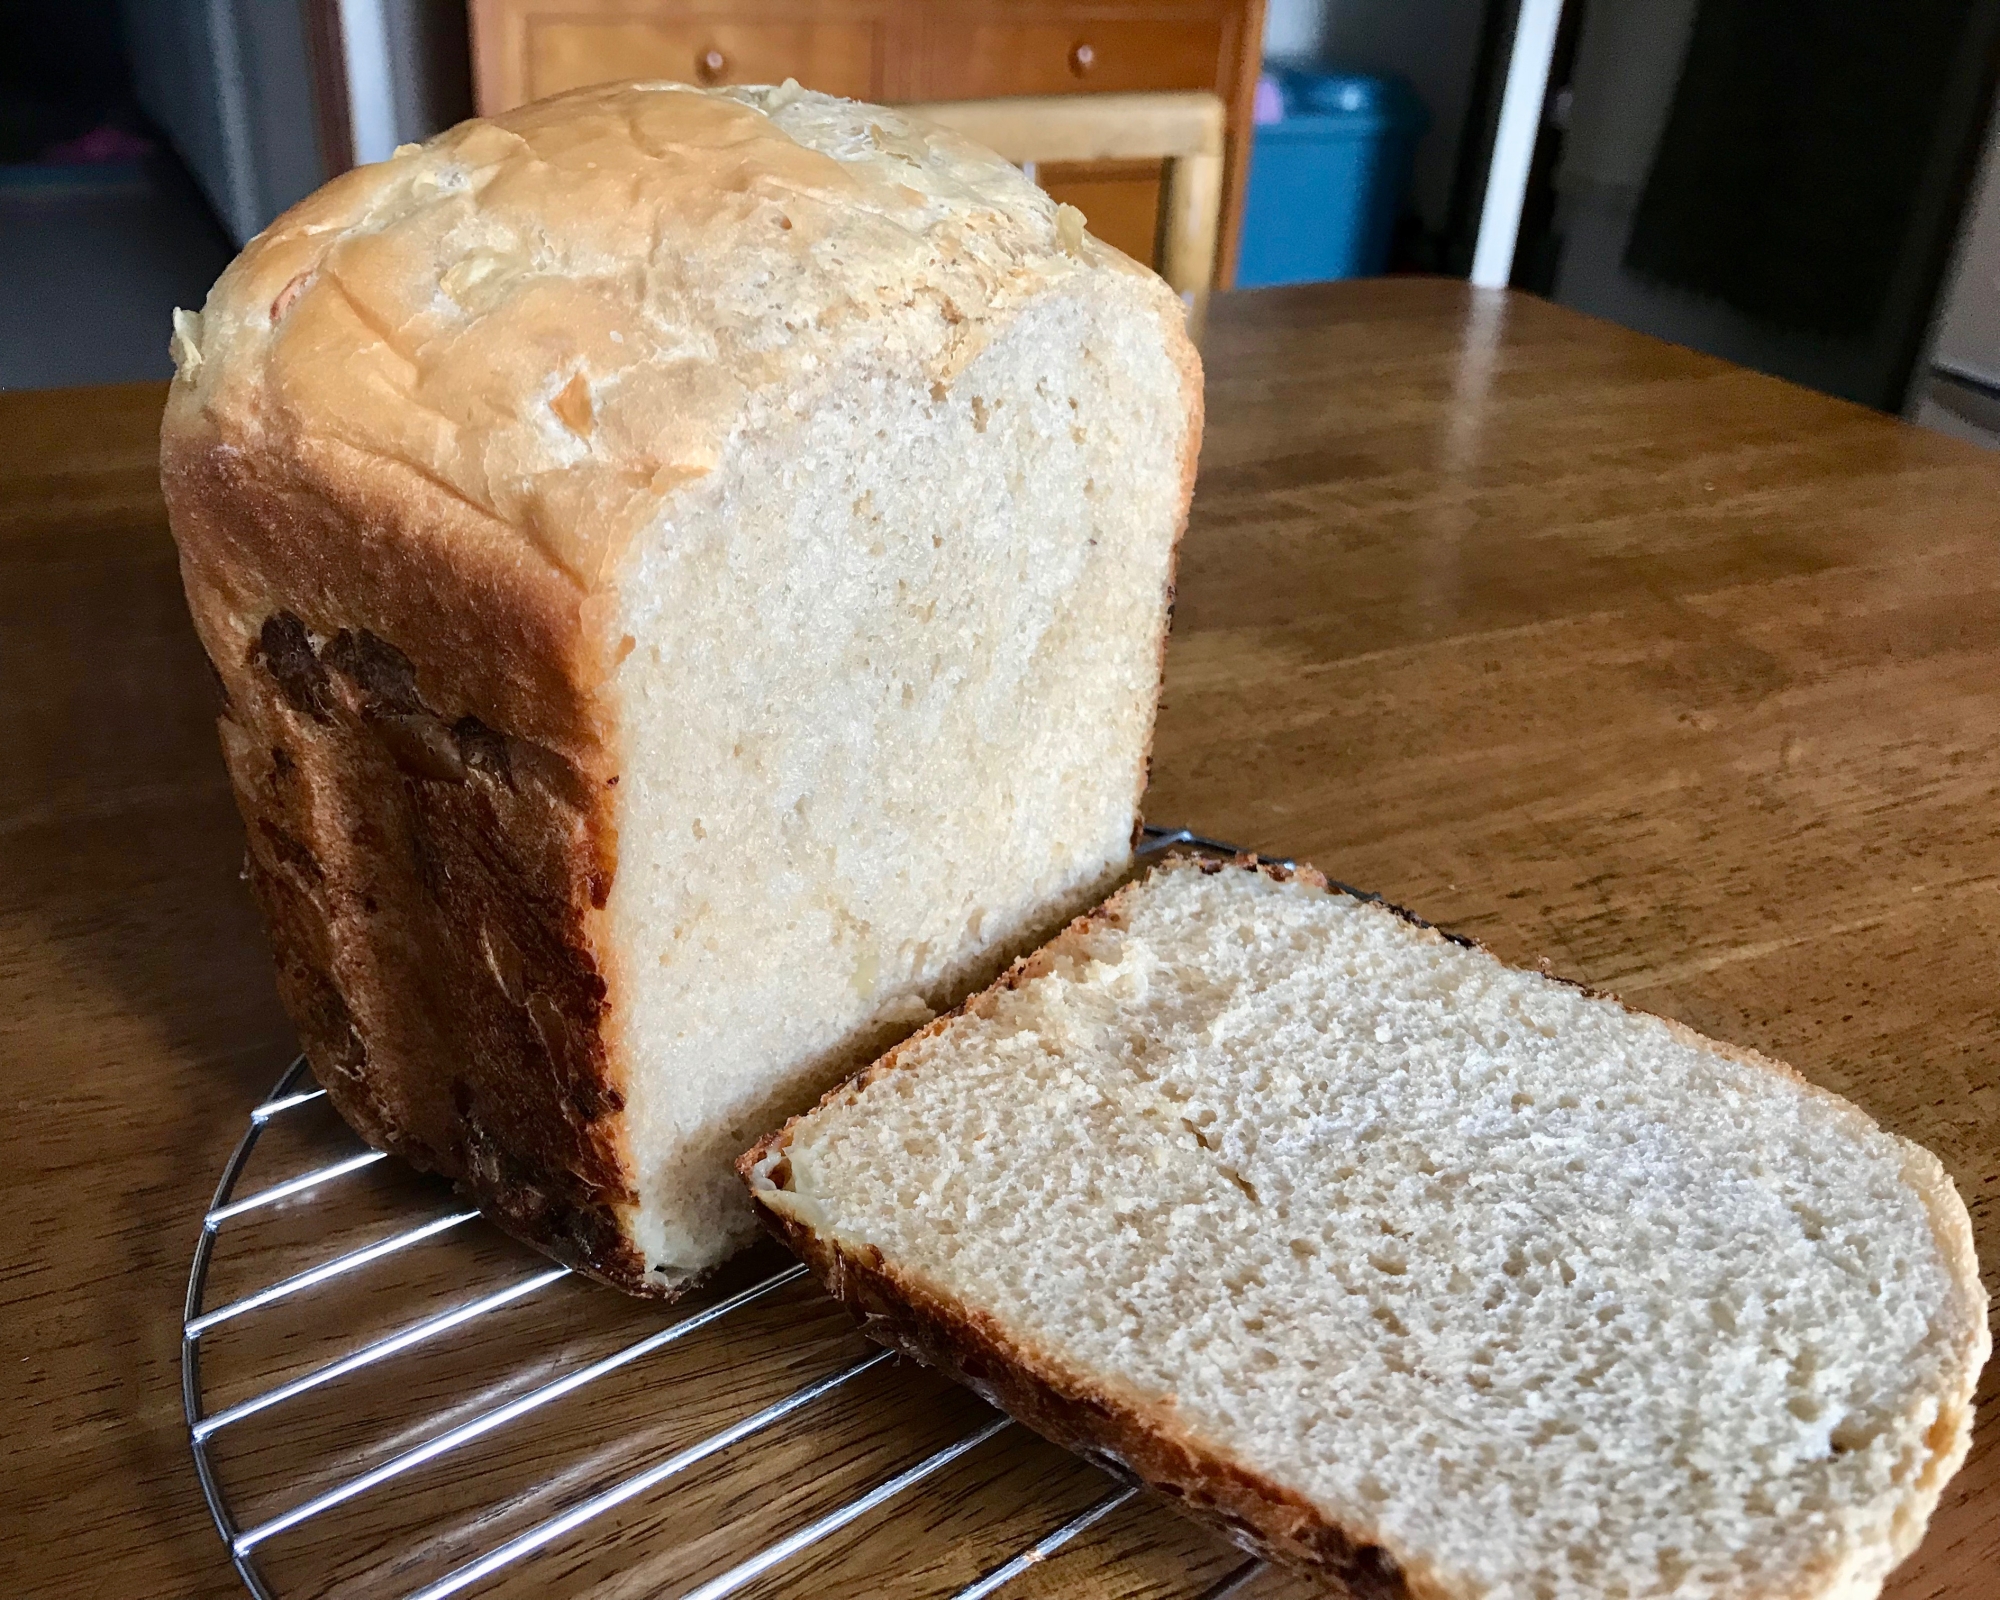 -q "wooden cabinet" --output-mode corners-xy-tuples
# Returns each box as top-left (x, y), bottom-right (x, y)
(919, 15), (1229, 100)
(525, 17), (886, 103)
(468, 0), (1266, 284)
(1037, 156), (1172, 266)
(475, 1), (903, 108)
